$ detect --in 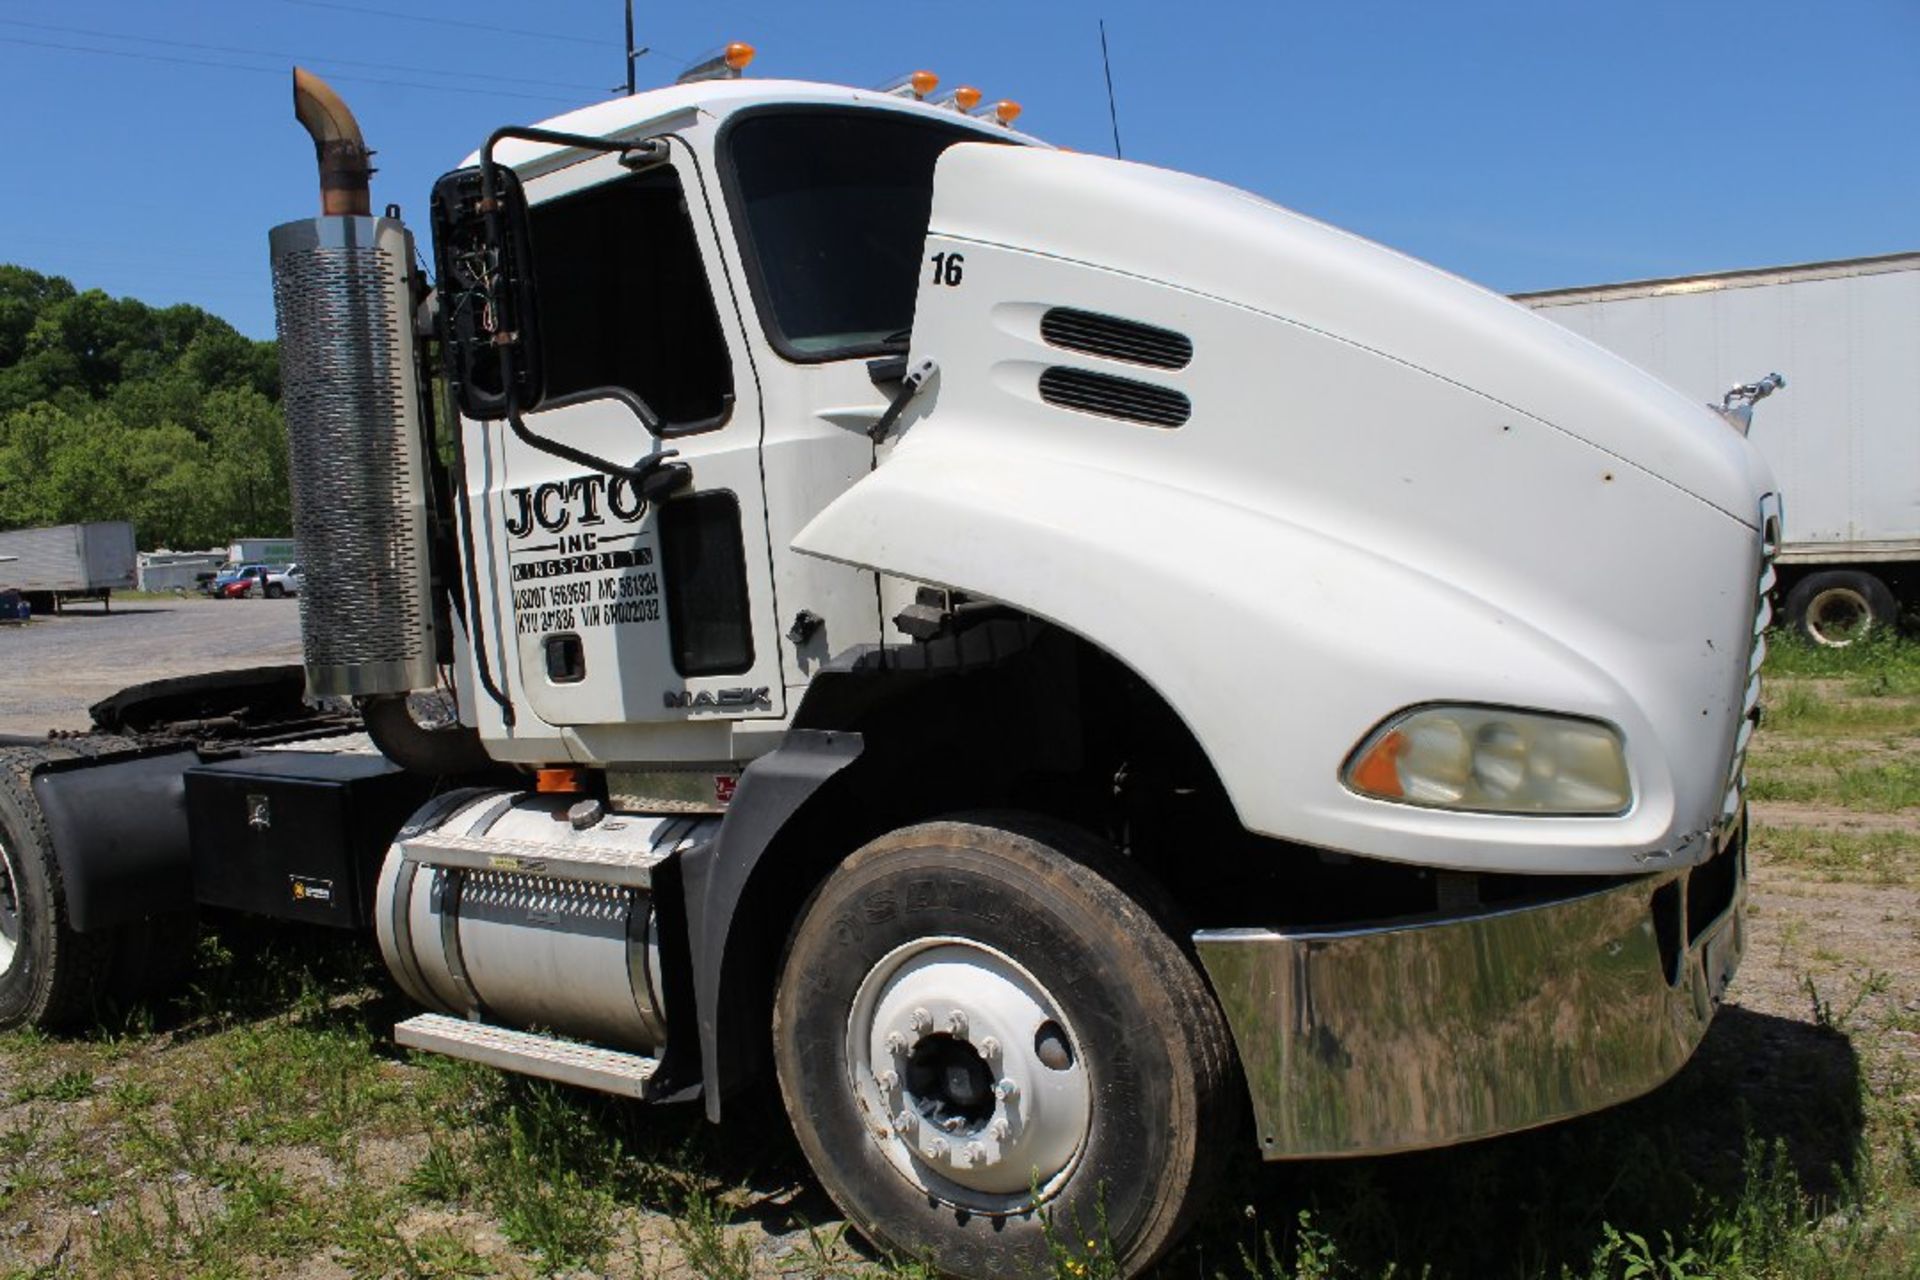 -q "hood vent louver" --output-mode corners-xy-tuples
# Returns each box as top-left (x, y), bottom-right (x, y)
(1040, 307), (1193, 370)
(1039, 366), (1191, 428)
